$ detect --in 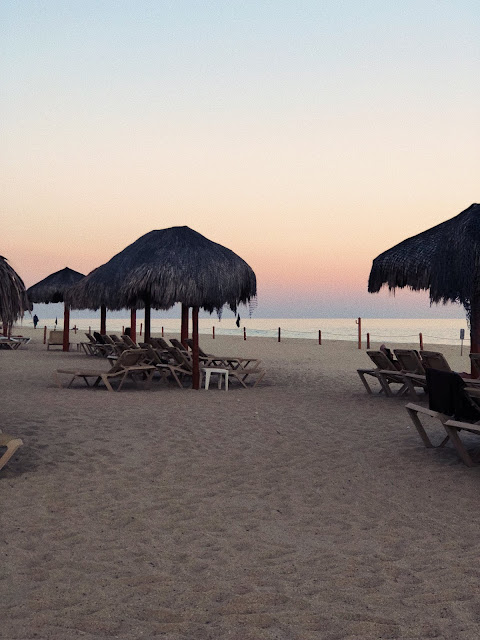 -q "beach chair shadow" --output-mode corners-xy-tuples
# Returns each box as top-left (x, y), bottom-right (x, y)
(55, 349), (156, 392)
